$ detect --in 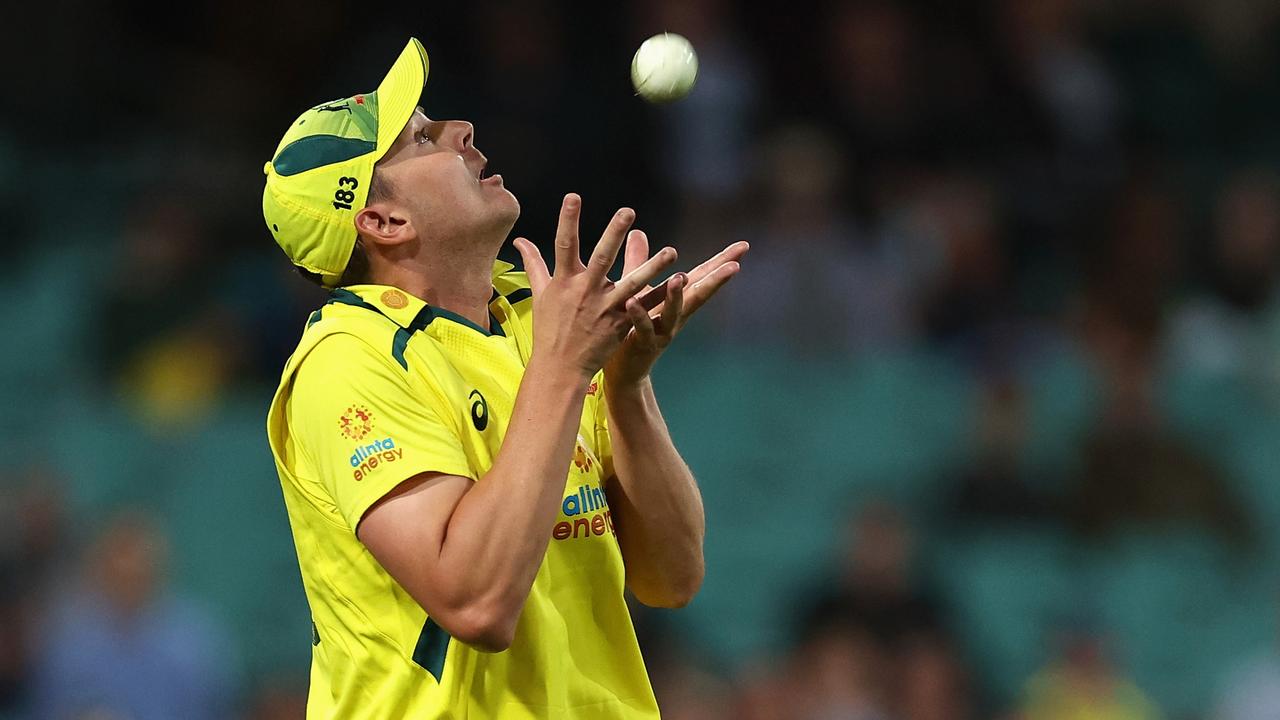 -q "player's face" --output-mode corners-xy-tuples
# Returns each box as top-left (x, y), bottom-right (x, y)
(376, 108), (519, 245)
